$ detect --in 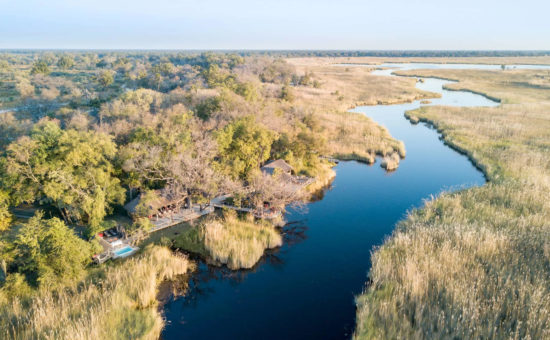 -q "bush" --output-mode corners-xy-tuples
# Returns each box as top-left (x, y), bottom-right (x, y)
(30, 60), (50, 75)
